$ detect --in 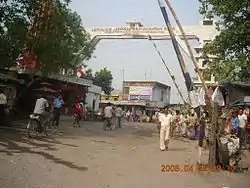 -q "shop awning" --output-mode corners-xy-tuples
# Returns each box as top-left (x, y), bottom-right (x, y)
(0, 73), (23, 84)
(100, 100), (146, 106)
